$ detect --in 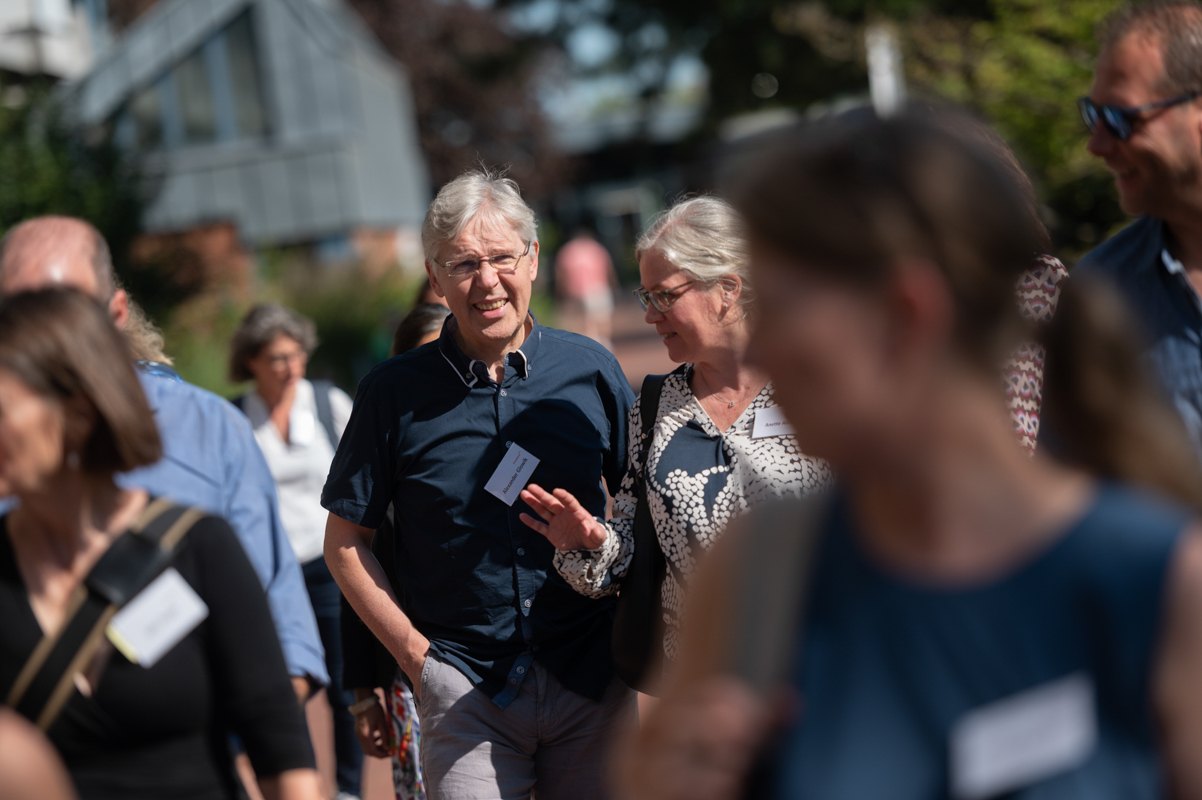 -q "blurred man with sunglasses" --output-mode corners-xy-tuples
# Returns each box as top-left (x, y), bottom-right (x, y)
(1078, 1), (1202, 454)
